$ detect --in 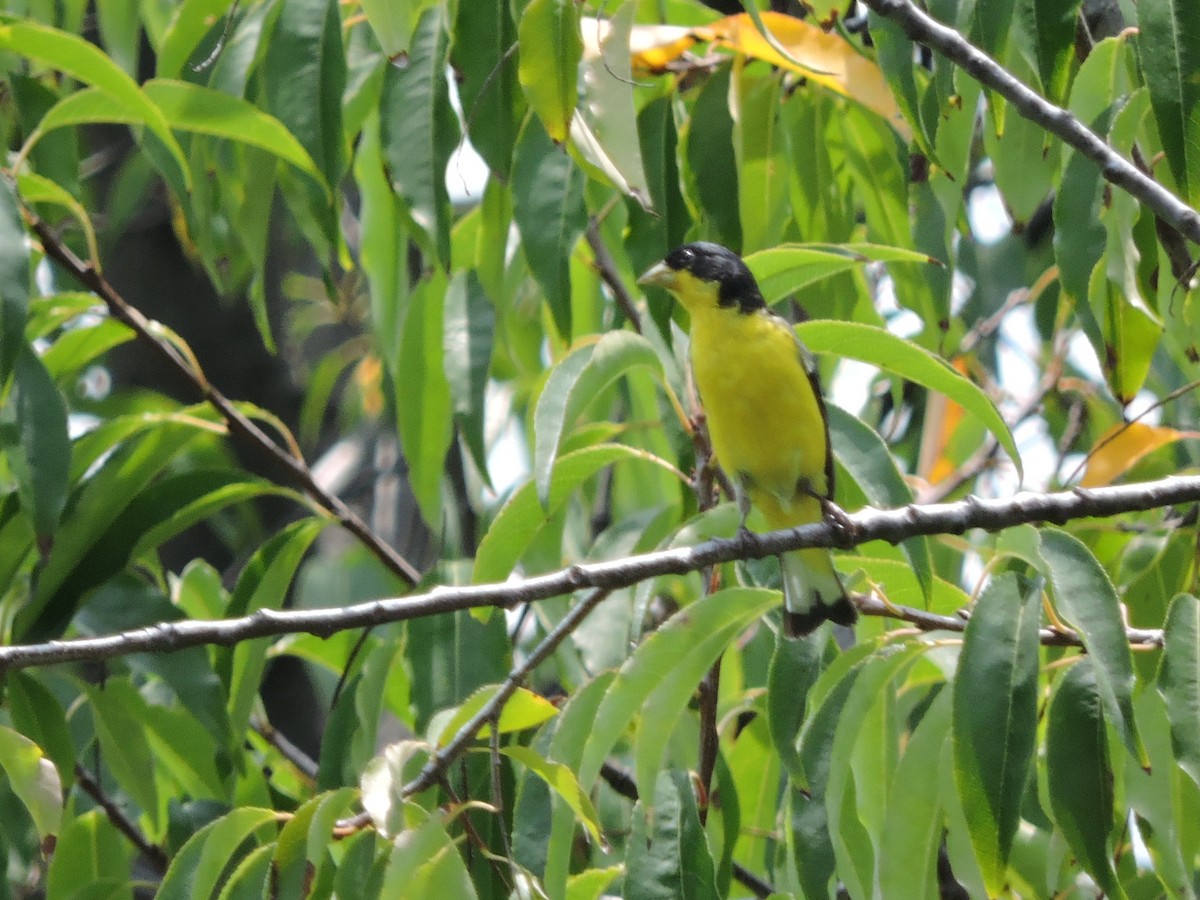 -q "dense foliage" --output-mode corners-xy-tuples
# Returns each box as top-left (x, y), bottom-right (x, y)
(0, 0), (1199, 897)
